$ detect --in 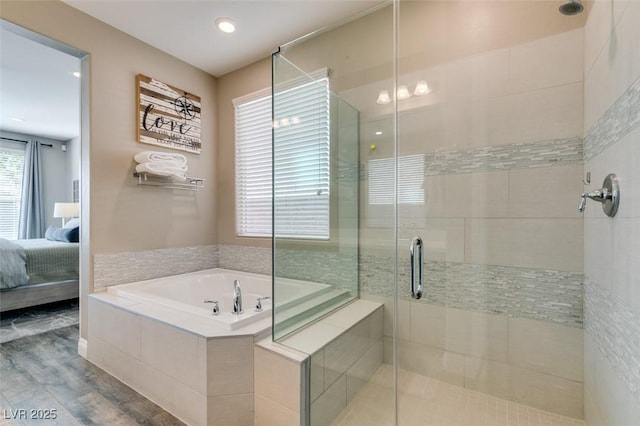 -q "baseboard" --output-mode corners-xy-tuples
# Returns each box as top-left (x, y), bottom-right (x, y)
(78, 337), (88, 358)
